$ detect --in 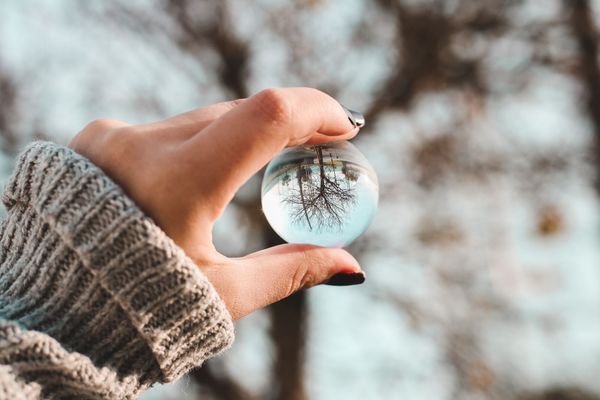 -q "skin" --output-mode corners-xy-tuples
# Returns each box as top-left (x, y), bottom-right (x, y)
(68, 87), (364, 321)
